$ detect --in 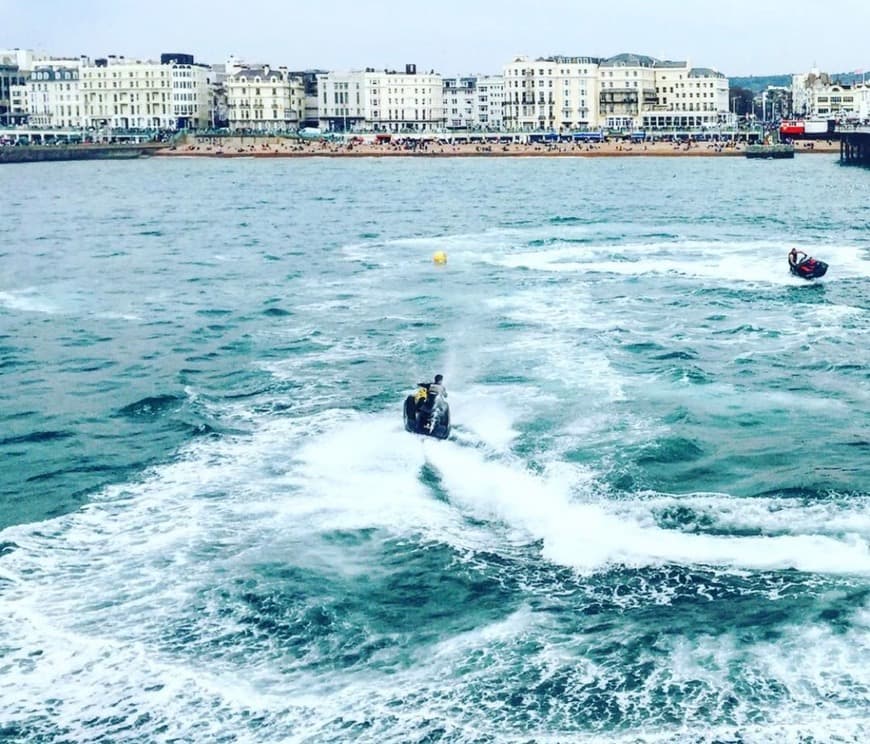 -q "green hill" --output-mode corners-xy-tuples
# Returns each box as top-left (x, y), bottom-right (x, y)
(730, 72), (865, 92)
